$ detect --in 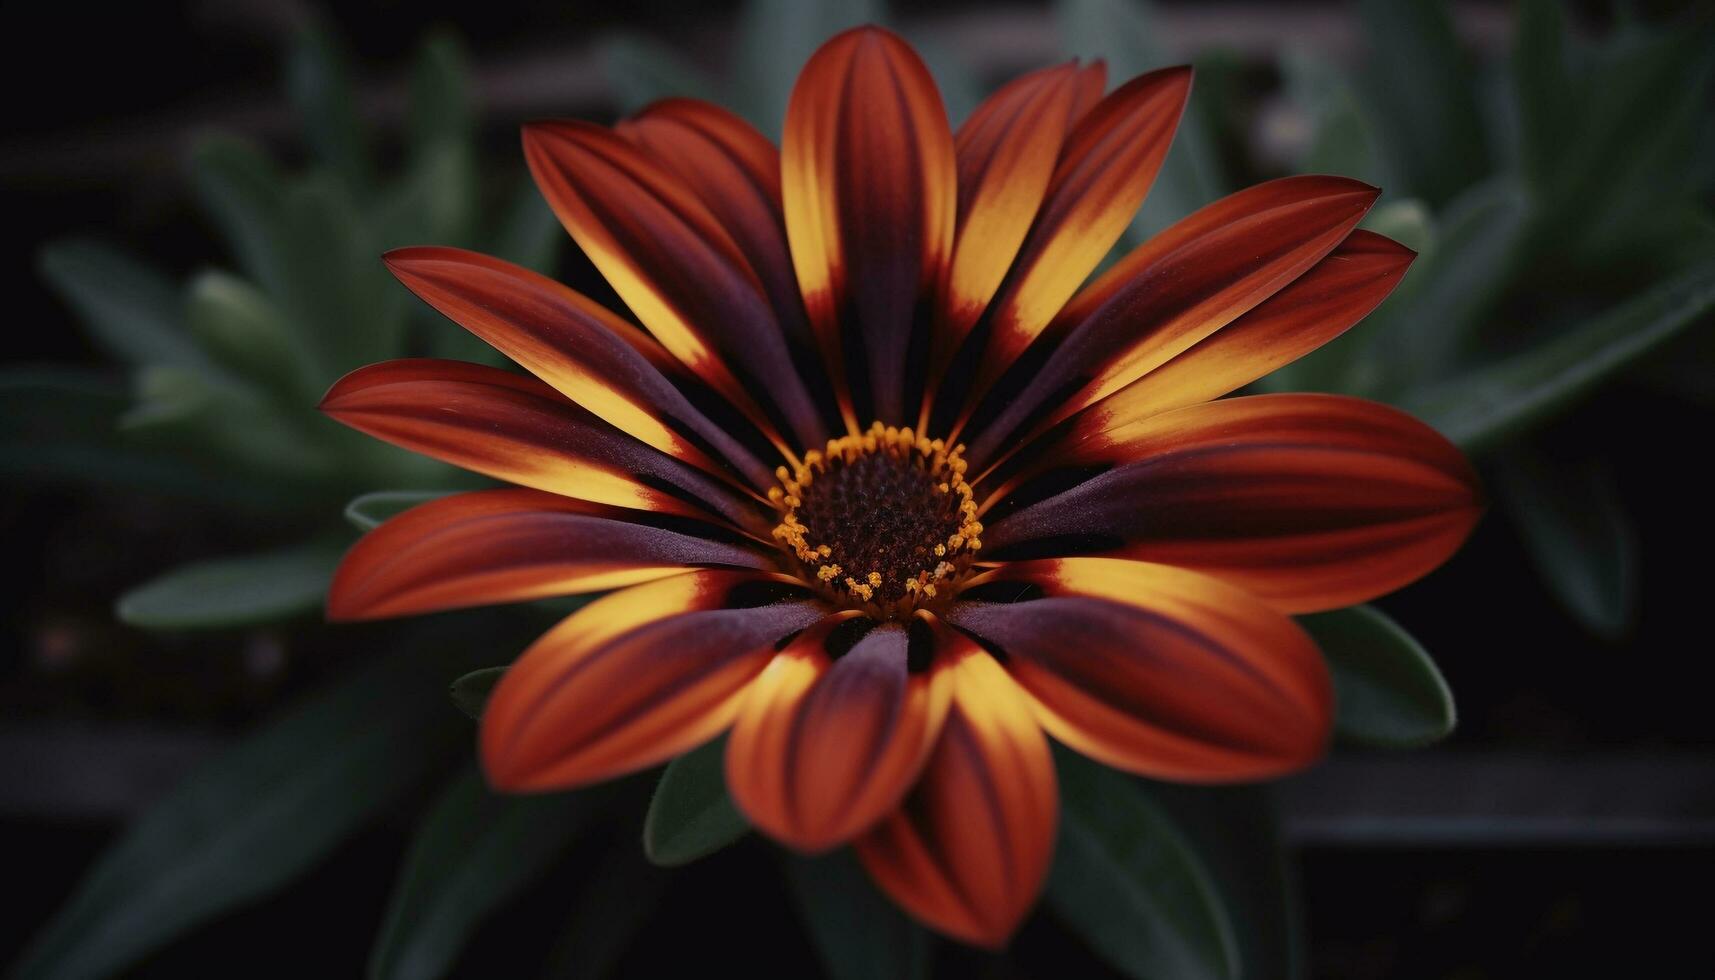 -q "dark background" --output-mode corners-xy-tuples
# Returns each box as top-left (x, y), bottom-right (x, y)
(4, 1), (1712, 976)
